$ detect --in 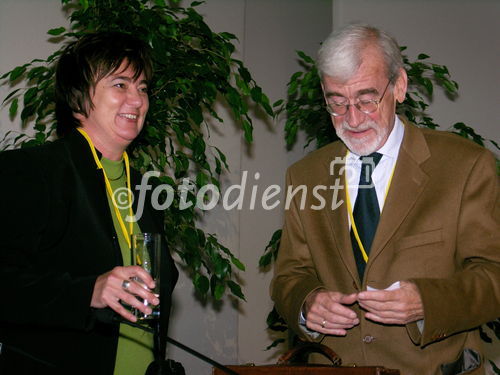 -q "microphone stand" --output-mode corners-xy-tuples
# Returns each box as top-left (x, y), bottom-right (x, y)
(122, 320), (240, 375)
